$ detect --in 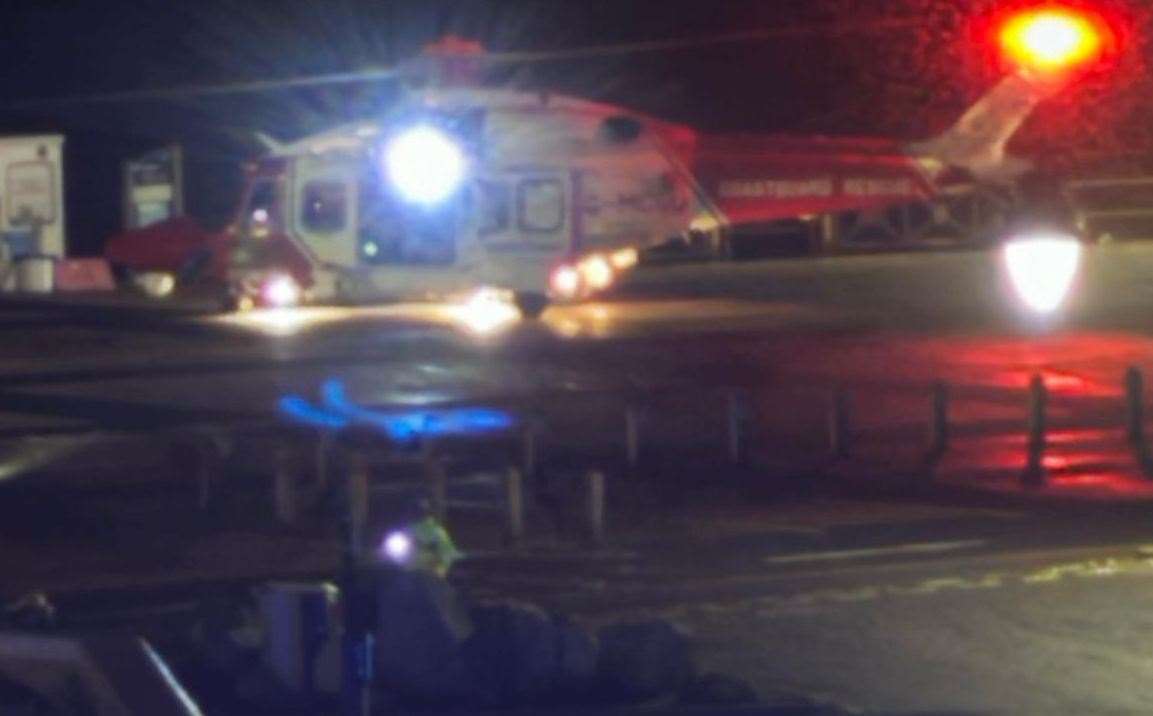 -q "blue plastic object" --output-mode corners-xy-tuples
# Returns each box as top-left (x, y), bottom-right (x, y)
(279, 379), (516, 444)
(2, 231), (37, 260)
